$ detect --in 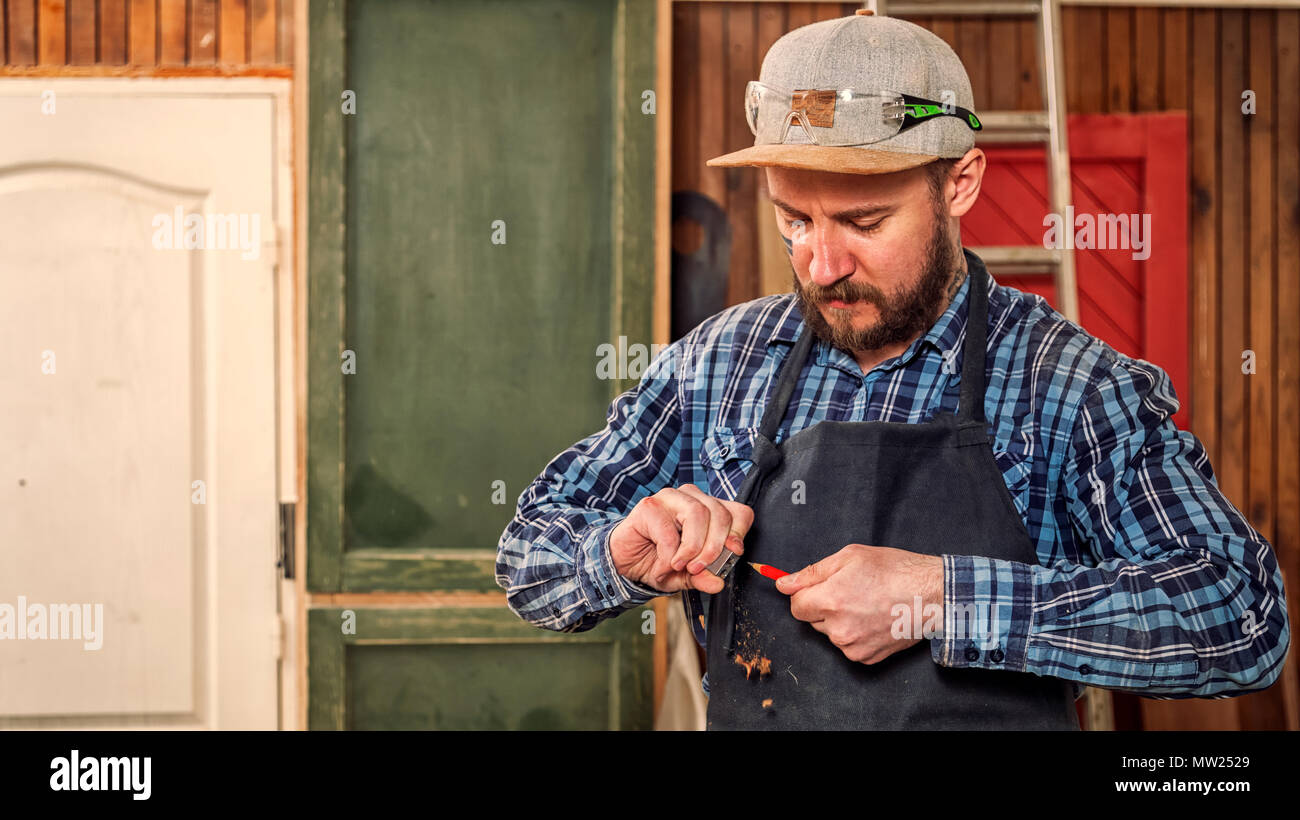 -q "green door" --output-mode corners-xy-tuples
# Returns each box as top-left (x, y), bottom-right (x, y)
(307, 0), (657, 730)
